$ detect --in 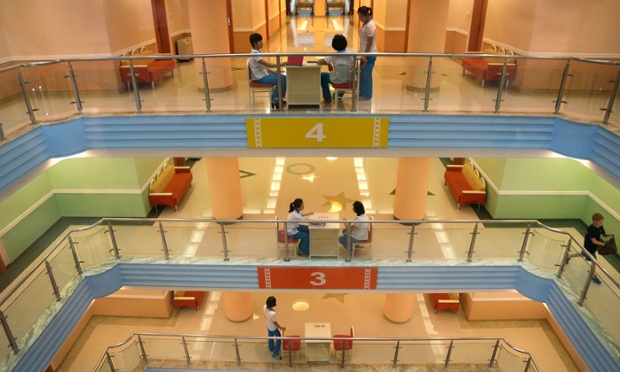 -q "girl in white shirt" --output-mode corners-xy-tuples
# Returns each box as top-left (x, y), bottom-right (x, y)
(287, 198), (313, 256)
(357, 6), (376, 100)
(339, 201), (369, 252)
(263, 296), (286, 360)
